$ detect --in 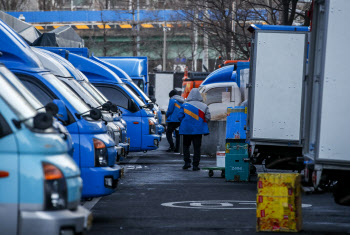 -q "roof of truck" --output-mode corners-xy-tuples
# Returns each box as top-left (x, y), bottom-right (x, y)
(248, 24), (310, 33)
